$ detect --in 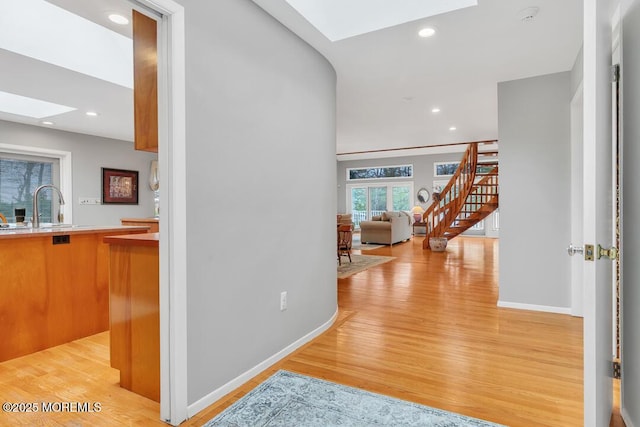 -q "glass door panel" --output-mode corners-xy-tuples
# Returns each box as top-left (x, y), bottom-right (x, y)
(392, 185), (411, 211)
(368, 186), (387, 219)
(350, 187), (367, 228)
